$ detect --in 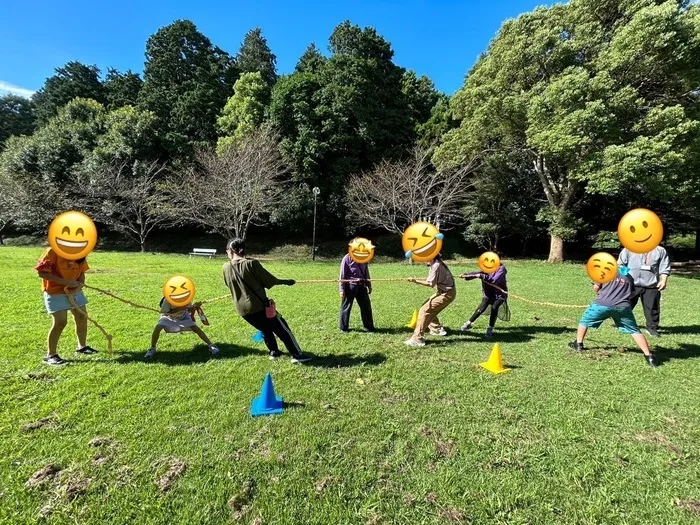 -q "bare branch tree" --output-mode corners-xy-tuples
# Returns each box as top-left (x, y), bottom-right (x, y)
(165, 126), (286, 240)
(76, 160), (170, 252)
(346, 145), (481, 235)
